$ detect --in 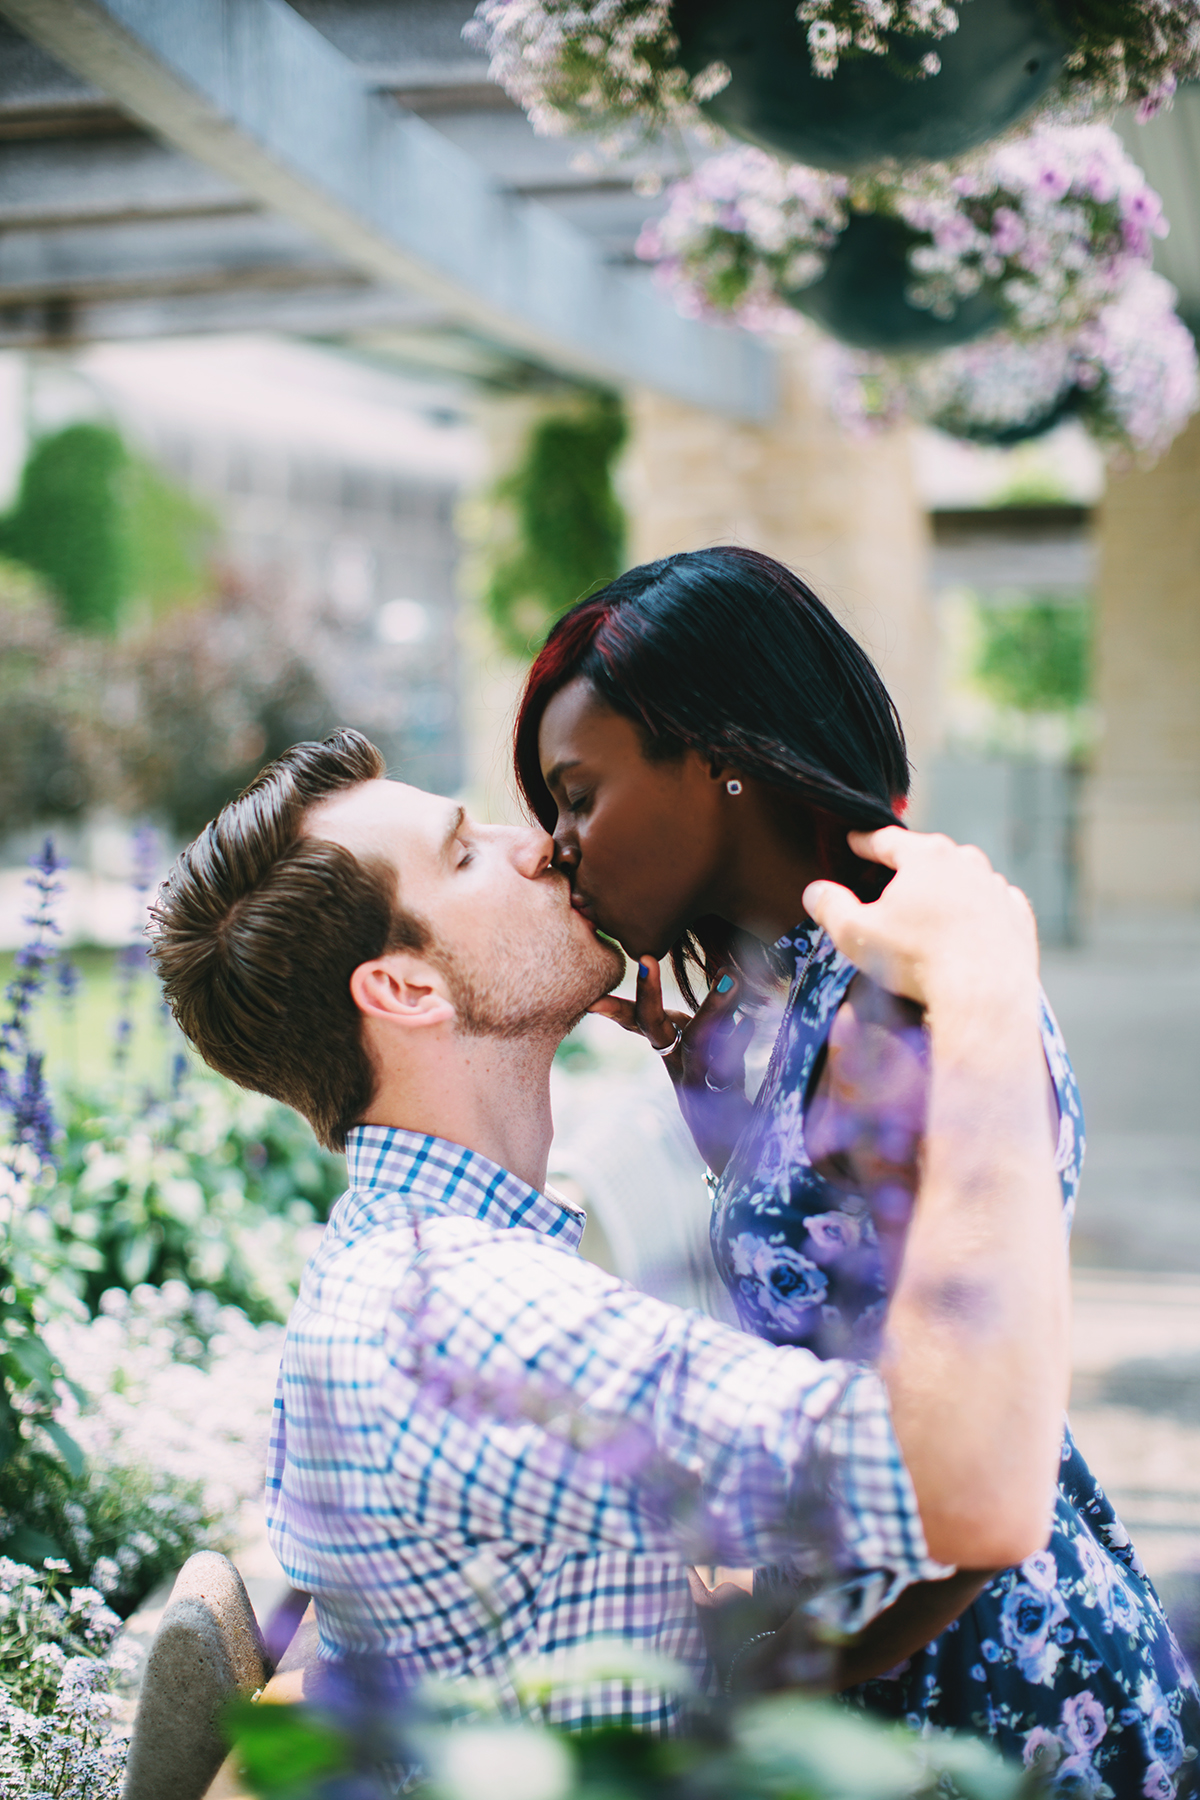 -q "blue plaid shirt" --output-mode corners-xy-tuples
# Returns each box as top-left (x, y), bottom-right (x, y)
(265, 1127), (947, 1729)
